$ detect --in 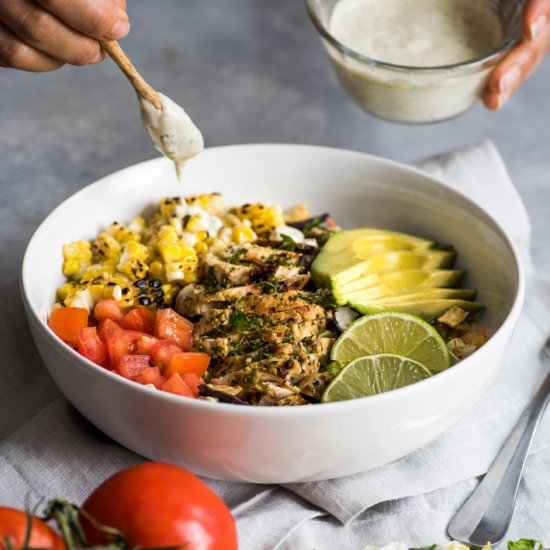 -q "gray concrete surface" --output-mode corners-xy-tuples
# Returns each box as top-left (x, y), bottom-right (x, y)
(1, 1), (548, 283)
